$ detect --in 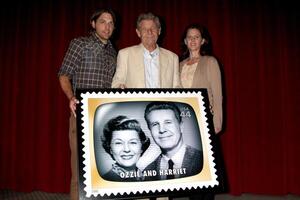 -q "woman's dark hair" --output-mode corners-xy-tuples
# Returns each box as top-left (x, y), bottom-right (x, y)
(180, 24), (213, 61)
(102, 115), (150, 158)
